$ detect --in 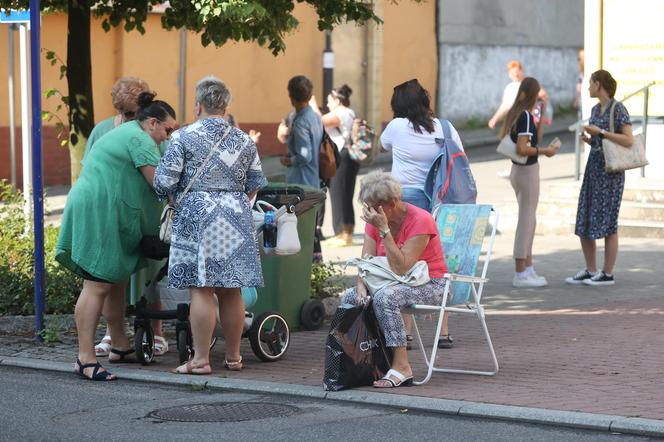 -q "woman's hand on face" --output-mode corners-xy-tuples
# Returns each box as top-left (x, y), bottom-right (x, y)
(361, 204), (388, 232)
